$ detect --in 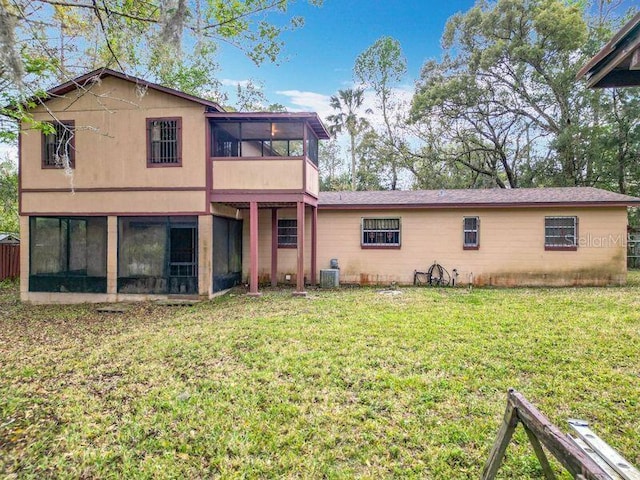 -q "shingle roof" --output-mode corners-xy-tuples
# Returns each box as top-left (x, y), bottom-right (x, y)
(318, 187), (640, 209)
(11, 67), (225, 112)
